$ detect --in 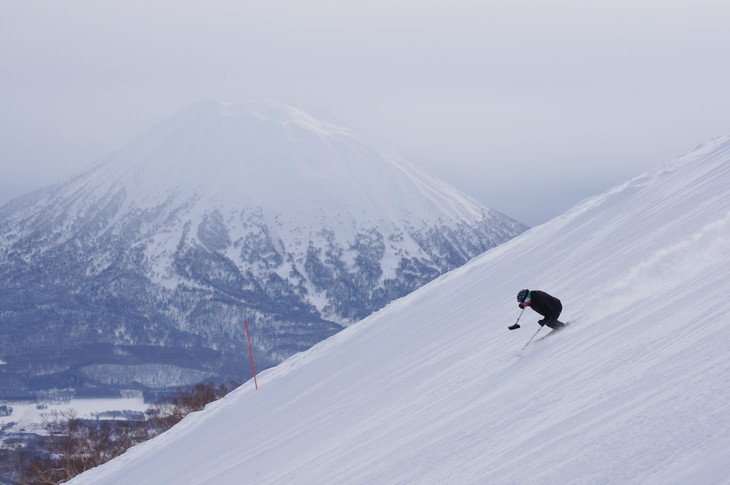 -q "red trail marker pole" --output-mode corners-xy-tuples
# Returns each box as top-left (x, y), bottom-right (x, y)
(245, 320), (259, 390)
